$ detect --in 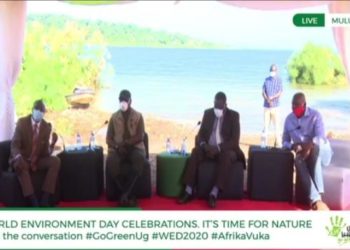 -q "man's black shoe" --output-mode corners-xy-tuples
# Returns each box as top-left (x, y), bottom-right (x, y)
(40, 195), (51, 207)
(40, 199), (50, 207)
(118, 199), (129, 207)
(177, 192), (193, 204)
(31, 200), (39, 207)
(126, 197), (138, 207)
(208, 194), (217, 209)
(118, 193), (129, 207)
(29, 195), (39, 207)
